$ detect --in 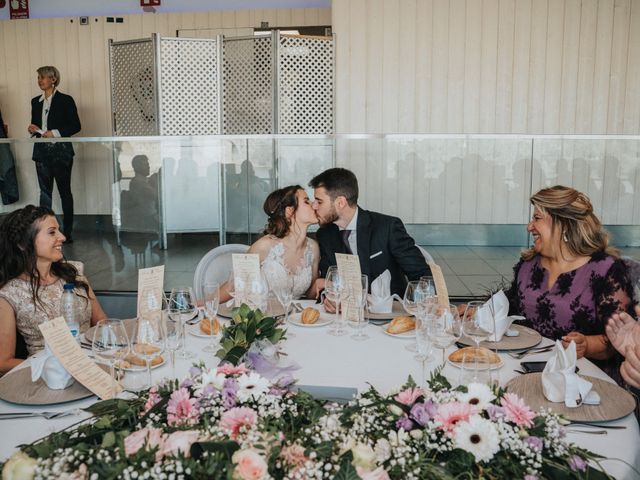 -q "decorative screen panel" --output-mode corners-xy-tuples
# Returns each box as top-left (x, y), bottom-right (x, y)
(278, 35), (334, 134)
(223, 37), (274, 134)
(109, 40), (157, 136)
(159, 38), (221, 135)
